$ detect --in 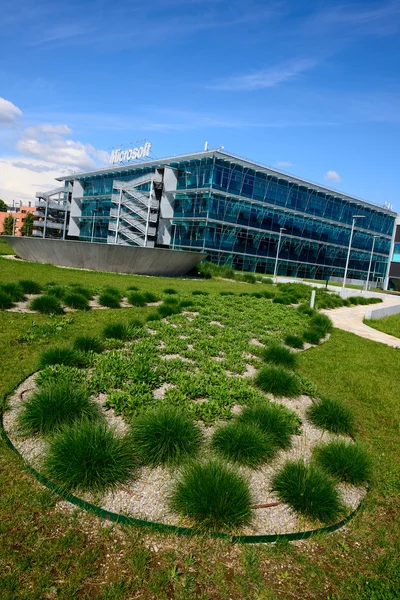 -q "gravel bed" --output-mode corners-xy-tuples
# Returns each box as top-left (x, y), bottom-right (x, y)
(2, 377), (367, 536)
